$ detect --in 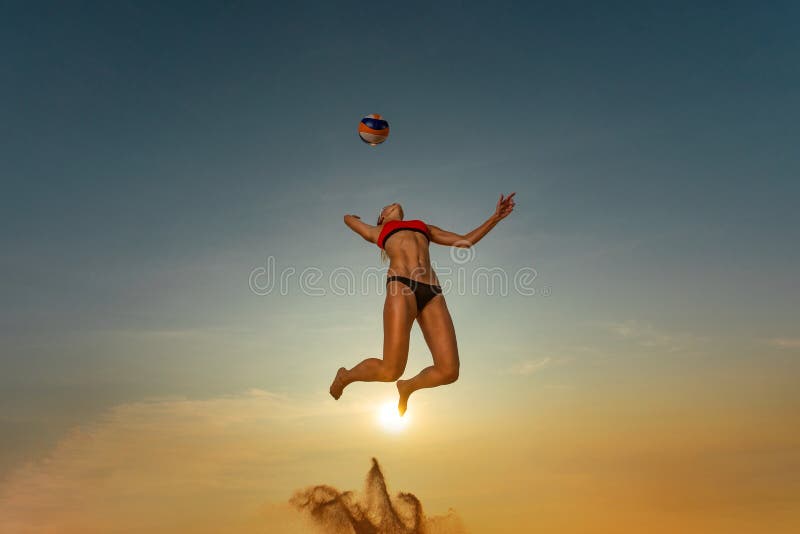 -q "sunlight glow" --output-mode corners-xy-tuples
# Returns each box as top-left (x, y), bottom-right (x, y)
(377, 400), (410, 433)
